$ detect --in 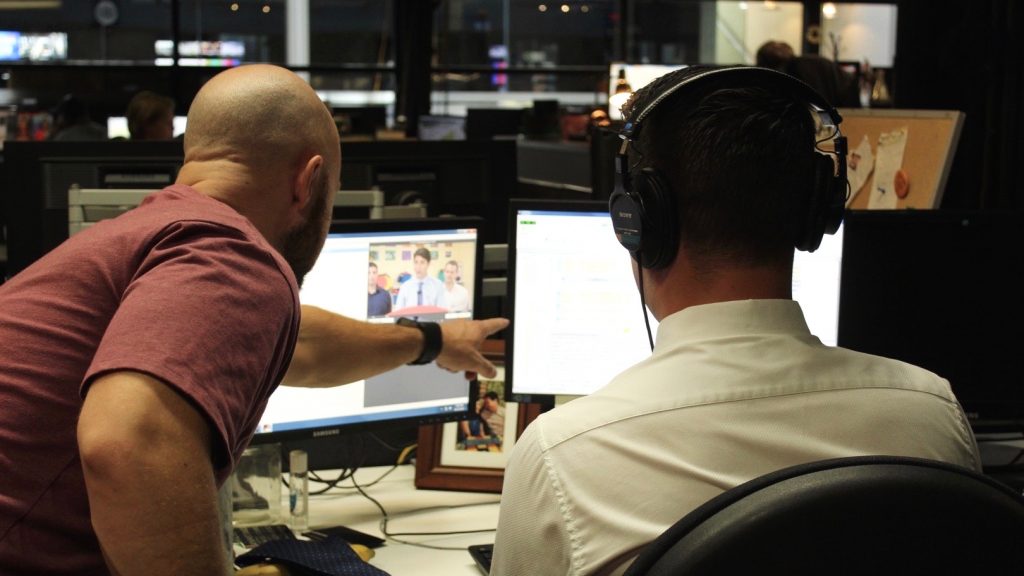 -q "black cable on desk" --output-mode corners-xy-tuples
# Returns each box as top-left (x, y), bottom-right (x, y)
(346, 473), (498, 551)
